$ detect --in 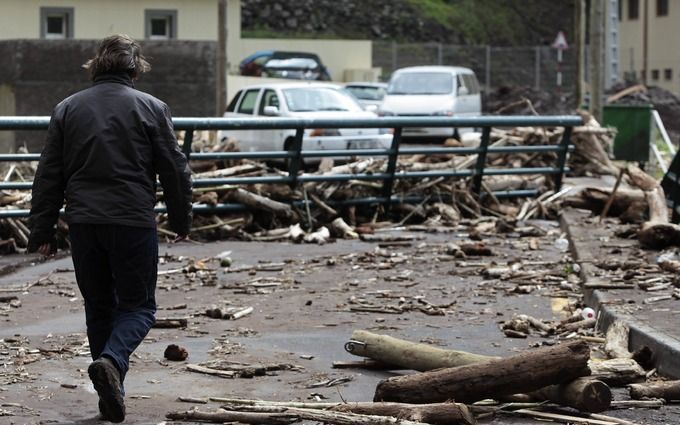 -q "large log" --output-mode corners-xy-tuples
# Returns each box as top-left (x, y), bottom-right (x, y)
(373, 340), (591, 404)
(629, 380), (680, 401)
(346, 330), (496, 371)
(530, 378), (611, 413)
